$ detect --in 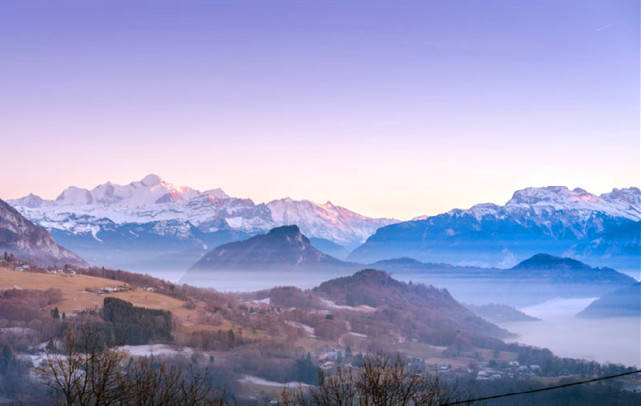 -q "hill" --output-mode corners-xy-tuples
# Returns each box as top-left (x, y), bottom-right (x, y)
(313, 269), (509, 342)
(0, 199), (86, 267)
(189, 225), (355, 271)
(349, 186), (641, 269)
(509, 253), (634, 285)
(577, 282), (641, 318)
(369, 254), (636, 306)
(466, 303), (540, 323)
